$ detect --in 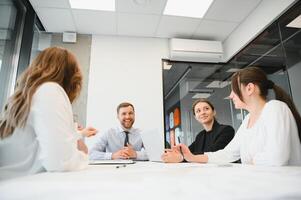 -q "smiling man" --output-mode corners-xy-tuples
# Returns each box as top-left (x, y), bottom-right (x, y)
(89, 102), (148, 160)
